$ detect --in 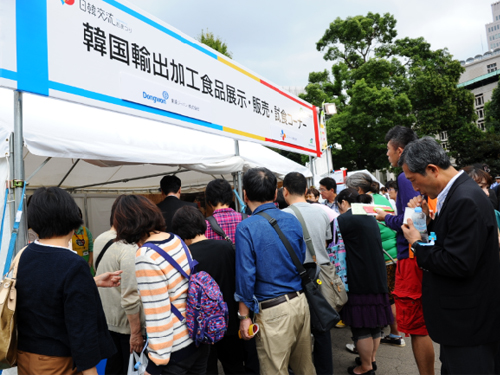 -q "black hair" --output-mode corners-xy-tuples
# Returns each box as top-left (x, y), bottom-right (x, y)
(172, 206), (207, 241)
(385, 180), (398, 192)
(160, 175), (181, 195)
(243, 167), (277, 202)
(283, 172), (307, 196)
(319, 177), (337, 193)
(276, 188), (289, 209)
(205, 179), (233, 207)
(27, 187), (83, 239)
(307, 187), (320, 198)
(385, 125), (418, 150)
(335, 188), (372, 208)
